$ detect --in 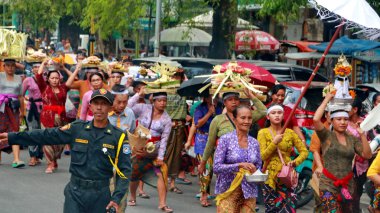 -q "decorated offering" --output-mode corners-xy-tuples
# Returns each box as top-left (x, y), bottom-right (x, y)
(25, 50), (47, 63)
(144, 62), (182, 93)
(126, 125), (154, 152)
(198, 61), (267, 100)
(0, 29), (28, 60)
(81, 56), (101, 68)
(323, 54), (355, 112)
